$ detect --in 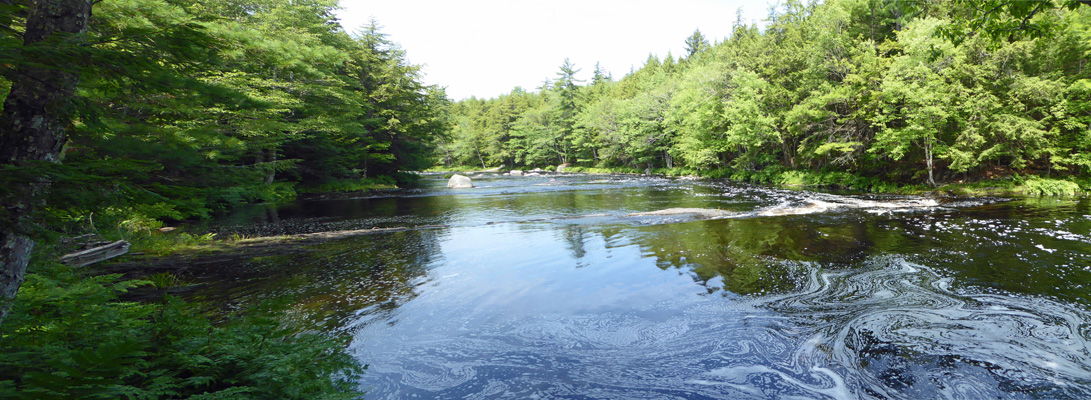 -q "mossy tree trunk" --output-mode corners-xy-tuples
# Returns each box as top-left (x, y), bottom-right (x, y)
(0, 0), (94, 325)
